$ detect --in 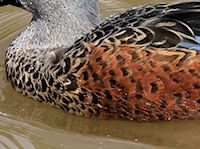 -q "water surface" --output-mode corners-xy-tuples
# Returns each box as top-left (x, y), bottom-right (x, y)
(0, 0), (200, 149)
